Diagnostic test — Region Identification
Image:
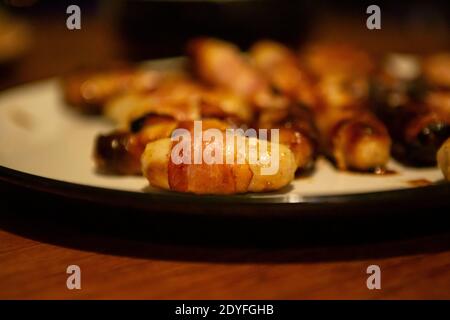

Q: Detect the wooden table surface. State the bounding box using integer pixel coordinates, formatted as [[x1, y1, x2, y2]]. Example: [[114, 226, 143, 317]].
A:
[[1, 208, 450, 299], [0, 9, 449, 300], [1, 184, 450, 299]]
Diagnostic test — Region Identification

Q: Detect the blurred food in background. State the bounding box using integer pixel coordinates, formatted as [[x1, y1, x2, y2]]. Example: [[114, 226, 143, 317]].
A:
[[0, 0, 448, 85]]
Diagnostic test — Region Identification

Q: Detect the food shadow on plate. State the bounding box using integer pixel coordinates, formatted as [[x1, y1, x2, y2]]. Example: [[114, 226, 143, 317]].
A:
[[1, 182, 450, 264]]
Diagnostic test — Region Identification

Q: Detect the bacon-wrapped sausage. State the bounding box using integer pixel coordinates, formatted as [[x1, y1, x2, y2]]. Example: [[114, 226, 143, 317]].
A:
[[320, 108, 391, 171], [437, 138, 450, 181], [423, 53, 450, 89], [94, 114, 179, 175], [104, 74, 253, 128], [187, 37, 287, 110], [256, 106, 318, 172], [94, 76, 256, 176], [314, 74, 391, 171], [248, 41, 322, 172], [141, 123, 297, 194], [198, 89, 254, 126], [371, 54, 450, 166], [380, 101, 450, 166], [63, 67, 161, 114], [303, 42, 375, 78], [300, 43, 391, 172], [103, 74, 202, 126], [94, 117, 233, 175], [250, 40, 317, 108]]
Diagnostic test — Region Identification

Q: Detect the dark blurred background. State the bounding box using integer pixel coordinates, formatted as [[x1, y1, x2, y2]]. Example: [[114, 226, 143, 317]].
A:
[[0, 0, 449, 89]]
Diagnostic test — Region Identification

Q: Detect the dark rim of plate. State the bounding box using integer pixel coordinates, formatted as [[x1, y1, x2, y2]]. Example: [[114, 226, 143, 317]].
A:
[[0, 165, 448, 211]]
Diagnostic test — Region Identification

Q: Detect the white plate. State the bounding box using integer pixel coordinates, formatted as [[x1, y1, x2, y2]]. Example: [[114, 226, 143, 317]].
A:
[[0, 61, 446, 207]]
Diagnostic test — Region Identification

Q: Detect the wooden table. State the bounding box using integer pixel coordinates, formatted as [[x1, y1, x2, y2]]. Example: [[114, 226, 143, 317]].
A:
[[0, 9, 449, 300], [1, 221, 450, 299], [1, 184, 450, 299]]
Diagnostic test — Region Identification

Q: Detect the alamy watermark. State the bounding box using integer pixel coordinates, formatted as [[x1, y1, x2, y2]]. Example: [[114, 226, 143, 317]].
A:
[[66, 5, 81, 30], [366, 5, 381, 30], [66, 265, 81, 290], [170, 121, 280, 175], [366, 265, 381, 290], [66, 4, 380, 31]]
